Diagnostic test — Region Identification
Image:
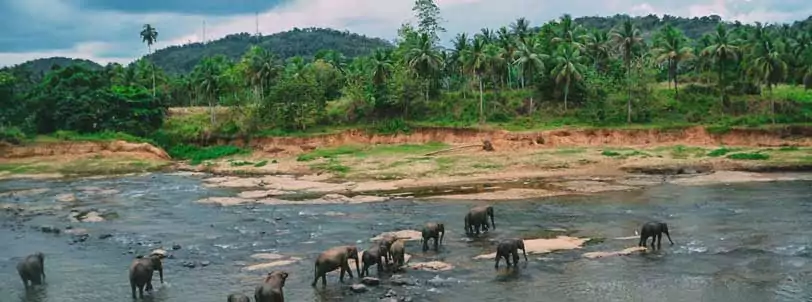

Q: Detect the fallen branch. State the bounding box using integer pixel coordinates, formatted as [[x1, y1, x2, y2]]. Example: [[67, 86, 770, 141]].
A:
[[424, 144, 481, 156]]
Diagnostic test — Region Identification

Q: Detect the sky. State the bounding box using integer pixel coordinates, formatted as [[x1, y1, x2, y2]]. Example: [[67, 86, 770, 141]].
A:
[[1, 0, 811, 67]]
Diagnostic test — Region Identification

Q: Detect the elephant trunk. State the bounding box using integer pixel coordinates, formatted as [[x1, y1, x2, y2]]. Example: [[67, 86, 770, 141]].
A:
[[490, 213, 495, 229], [665, 231, 674, 245], [158, 268, 163, 284], [354, 256, 361, 277], [522, 247, 528, 261]]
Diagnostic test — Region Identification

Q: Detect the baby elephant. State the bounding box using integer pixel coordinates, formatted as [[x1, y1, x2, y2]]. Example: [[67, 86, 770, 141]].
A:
[[255, 271, 288, 302], [390, 239, 406, 271], [227, 293, 251, 302], [639, 221, 674, 250], [129, 254, 164, 299], [495, 238, 528, 269], [361, 242, 388, 277], [421, 222, 445, 252], [17, 252, 46, 288]]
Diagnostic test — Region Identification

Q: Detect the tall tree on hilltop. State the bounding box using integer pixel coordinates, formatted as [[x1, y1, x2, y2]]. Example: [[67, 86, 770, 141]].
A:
[[140, 24, 158, 97], [412, 0, 445, 43], [610, 18, 643, 123]]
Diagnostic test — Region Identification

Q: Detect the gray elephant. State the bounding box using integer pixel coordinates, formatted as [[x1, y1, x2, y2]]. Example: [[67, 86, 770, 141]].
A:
[[227, 293, 251, 302], [465, 205, 495, 236], [129, 254, 164, 299], [255, 271, 288, 302], [360, 242, 388, 277], [494, 238, 528, 269], [390, 239, 406, 270], [17, 252, 45, 288], [639, 221, 674, 250], [421, 222, 445, 252], [311, 245, 360, 287]]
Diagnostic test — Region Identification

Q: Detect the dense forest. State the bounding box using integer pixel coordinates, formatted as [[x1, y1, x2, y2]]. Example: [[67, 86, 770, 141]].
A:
[[1, 1, 811, 148]]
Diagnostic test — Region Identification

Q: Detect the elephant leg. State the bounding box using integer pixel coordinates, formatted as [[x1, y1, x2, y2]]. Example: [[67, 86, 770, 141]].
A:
[[31, 275, 41, 286], [131, 282, 136, 298], [339, 266, 346, 283], [138, 285, 145, 299], [657, 234, 662, 250], [494, 251, 501, 268], [650, 235, 656, 249], [146, 281, 153, 291], [475, 224, 481, 235], [321, 273, 327, 286], [512, 251, 520, 266], [638, 236, 645, 247], [434, 237, 439, 251], [422, 238, 429, 252]]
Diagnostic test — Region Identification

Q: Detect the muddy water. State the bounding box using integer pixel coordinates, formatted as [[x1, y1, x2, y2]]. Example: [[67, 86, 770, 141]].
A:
[[1, 173, 812, 302]]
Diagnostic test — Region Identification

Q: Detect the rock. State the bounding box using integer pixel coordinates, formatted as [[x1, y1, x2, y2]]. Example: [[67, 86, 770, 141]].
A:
[[200, 260, 211, 267], [64, 228, 89, 236], [384, 289, 397, 297], [242, 258, 302, 271], [389, 276, 416, 286], [172, 244, 182, 250], [400, 297, 412, 302], [71, 234, 89, 243], [361, 277, 381, 286], [408, 261, 453, 272], [181, 261, 197, 268], [55, 193, 77, 202], [582, 246, 647, 259], [474, 236, 589, 259], [39, 225, 61, 234], [380, 299, 398, 302], [250, 253, 286, 260], [350, 284, 368, 293], [79, 211, 105, 222], [370, 230, 423, 242], [98, 234, 113, 240], [0, 188, 50, 198]]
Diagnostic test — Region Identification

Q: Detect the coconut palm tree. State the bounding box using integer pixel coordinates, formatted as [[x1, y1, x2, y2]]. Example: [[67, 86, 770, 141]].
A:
[[140, 24, 158, 97], [747, 35, 787, 124], [513, 36, 547, 113], [610, 18, 643, 123], [370, 49, 394, 87], [405, 32, 444, 103], [583, 30, 611, 73], [702, 23, 740, 106], [551, 44, 586, 111], [510, 17, 530, 44], [463, 36, 489, 124], [653, 25, 694, 98]]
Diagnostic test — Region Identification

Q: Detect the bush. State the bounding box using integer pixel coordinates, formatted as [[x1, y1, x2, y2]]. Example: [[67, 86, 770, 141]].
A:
[[0, 126, 25, 144], [168, 144, 249, 165], [727, 152, 770, 160]]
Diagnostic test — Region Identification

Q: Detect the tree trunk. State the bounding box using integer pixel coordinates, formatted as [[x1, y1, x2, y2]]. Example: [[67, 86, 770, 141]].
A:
[[425, 79, 430, 102], [769, 84, 775, 124], [626, 60, 632, 124], [150, 45, 156, 98], [506, 65, 511, 89], [674, 71, 679, 99], [209, 97, 216, 125], [564, 78, 570, 112], [719, 59, 725, 109], [478, 75, 484, 124]]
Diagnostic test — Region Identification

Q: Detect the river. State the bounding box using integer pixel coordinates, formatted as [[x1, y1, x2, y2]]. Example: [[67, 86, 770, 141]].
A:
[[1, 173, 811, 301]]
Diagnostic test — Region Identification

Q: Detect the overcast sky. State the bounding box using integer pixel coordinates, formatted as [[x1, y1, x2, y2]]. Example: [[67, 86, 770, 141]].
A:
[[1, 0, 810, 67]]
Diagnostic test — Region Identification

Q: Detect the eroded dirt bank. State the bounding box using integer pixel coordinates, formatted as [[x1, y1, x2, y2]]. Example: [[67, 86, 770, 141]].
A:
[[0, 140, 170, 160]]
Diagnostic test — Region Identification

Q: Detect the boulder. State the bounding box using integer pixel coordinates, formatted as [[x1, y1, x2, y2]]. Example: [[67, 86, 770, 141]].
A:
[[361, 277, 381, 286], [350, 284, 368, 293], [582, 246, 647, 259]]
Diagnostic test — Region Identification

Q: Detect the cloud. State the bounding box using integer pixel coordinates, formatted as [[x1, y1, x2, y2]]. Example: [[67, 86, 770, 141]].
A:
[[1, 0, 811, 68]]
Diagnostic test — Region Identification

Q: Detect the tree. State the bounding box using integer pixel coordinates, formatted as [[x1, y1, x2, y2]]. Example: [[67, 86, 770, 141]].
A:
[[653, 25, 694, 98], [140, 24, 159, 98], [583, 30, 611, 73], [747, 35, 787, 124], [405, 32, 443, 105], [193, 55, 230, 125], [463, 36, 489, 124], [513, 36, 547, 113], [610, 18, 643, 123], [702, 23, 740, 107], [551, 44, 587, 111], [412, 0, 445, 43]]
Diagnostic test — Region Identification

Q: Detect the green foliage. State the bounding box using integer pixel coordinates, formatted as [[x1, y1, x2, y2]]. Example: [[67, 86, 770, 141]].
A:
[[168, 144, 249, 165], [253, 160, 269, 167], [297, 145, 363, 162], [0, 126, 25, 144], [42, 130, 157, 145], [707, 147, 733, 157], [601, 150, 622, 157], [310, 158, 351, 174], [726, 152, 770, 160]]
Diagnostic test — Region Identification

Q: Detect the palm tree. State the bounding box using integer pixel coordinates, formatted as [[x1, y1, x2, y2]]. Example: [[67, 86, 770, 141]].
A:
[[140, 24, 158, 97], [702, 23, 740, 107], [610, 18, 643, 123], [583, 30, 611, 73], [551, 44, 586, 111], [451, 33, 470, 96], [513, 36, 547, 113], [193, 55, 228, 125], [748, 35, 787, 124], [370, 49, 394, 86], [552, 14, 584, 49], [653, 25, 694, 98], [463, 36, 489, 124], [496, 27, 516, 88], [510, 17, 530, 44], [405, 32, 444, 104]]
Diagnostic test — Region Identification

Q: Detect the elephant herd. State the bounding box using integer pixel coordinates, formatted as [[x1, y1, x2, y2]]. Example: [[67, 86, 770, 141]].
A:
[[13, 205, 674, 302]]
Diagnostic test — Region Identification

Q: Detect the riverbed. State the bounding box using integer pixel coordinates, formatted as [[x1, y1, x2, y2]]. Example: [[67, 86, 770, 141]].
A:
[[1, 173, 811, 301]]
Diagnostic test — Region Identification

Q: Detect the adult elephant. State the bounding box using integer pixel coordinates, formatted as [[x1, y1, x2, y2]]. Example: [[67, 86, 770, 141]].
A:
[[360, 242, 388, 277], [227, 293, 251, 302], [129, 254, 164, 299], [421, 222, 445, 252], [465, 205, 495, 236], [255, 271, 289, 302], [494, 238, 528, 269], [17, 252, 45, 288], [638, 221, 674, 250], [311, 245, 360, 287]]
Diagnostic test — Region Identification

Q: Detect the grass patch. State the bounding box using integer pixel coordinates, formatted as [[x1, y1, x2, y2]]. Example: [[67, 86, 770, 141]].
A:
[[229, 159, 254, 167], [670, 145, 706, 159], [435, 157, 458, 172], [472, 163, 503, 169], [168, 144, 249, 165], [253, 160, 269, 167], [727, 152, 770, 160], [601, 150, 622, 157], [778, 146, 800, 152], [296, 142, 448, 162], [707, 147, 734, 157], [310, 158, 350, 174], [0, 163, 50, 174], [34, 130, 156, 145], [296, 145, 363, 162]]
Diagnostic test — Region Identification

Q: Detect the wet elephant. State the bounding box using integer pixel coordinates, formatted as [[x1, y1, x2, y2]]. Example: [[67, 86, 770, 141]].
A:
[[129, 254, 164, 299], [227, 293, 251, 302], [255, 271, 288, 302], [465, 205, 495, 236], [390, 239, 406, 270], [495, 238, 528, 269], [311, 245, 360, 287], [421, 222, 445, 252], [17, 252, 45, 288], [638, 221, 674, 250], [360, 242, 388, 277]]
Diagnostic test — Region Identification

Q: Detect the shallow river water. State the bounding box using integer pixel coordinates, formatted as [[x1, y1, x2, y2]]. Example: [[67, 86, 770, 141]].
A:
[[1, 173, 812, 302]]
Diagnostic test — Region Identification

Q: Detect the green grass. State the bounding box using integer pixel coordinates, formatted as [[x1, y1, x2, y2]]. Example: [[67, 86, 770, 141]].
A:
[[168, 144, 249, 165], [707, 147, 734, 157], [309, 158, 350, 174], [601, 150, 622, 157], [726, 152, 770, 160], [296, 142, 448, 162], [778, 146, 800, 151], [253, 160, 269, 167], [472, 163, 503, 169], [34, 130, 157, 145], [669, 145, 707, 159]]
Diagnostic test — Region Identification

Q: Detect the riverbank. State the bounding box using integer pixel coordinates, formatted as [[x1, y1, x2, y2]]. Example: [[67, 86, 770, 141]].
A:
[[1, 126, 811, 200]]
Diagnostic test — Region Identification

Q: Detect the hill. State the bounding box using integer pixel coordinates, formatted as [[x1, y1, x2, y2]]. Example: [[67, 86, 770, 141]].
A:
[[147, 27, 394, 74], [3, 57, 102, 76]]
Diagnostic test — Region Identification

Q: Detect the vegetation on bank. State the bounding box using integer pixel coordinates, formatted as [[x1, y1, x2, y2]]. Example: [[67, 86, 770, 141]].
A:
[[2, 0, 812, 167]]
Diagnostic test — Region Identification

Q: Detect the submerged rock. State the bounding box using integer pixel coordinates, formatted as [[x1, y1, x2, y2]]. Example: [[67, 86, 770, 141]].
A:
[[361, 277, 381, 286], [0, 188, 50, 198], [350, 284, 368, 293], [408, 261, 453, 272], [39, 225, 61, 234], [474, 236, 589, 259], [370, 230, 423, 242], [582, 246, 647, 259]]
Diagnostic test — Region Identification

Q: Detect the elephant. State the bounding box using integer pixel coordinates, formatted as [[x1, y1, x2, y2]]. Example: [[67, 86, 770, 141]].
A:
[[227, 293, 251, 302], [360, 242, 388, 277], [311, 245, 360, 287], [255, 271, 288, 302], [421, 222, 445, 252], [129, 254, 164, 299], [494, 238, 528, 269], [638, 221, 674, 250], [390, 239, 406, 270], [17, 252, 45, 288], [465, 205, 495, 236]]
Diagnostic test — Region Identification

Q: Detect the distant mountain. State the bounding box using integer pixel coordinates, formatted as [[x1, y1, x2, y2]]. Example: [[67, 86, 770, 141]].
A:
[[147, 27, 394, 75], [6, 57, 102, 76]]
